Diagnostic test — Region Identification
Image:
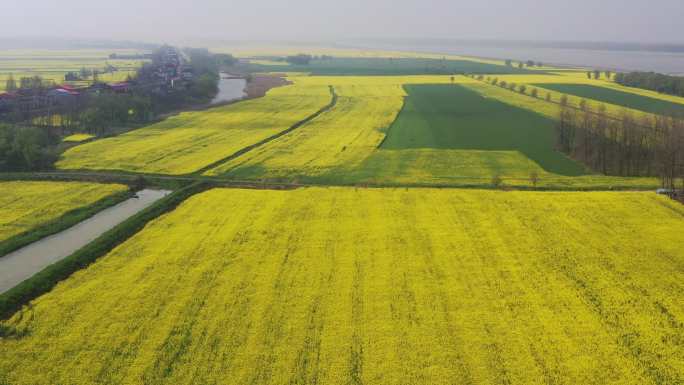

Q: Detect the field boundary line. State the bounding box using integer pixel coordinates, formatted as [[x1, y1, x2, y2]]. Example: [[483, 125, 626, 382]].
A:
[[376, 85, 409, 149], [0, 170, 662, 192], [192, 85, 339, 176]]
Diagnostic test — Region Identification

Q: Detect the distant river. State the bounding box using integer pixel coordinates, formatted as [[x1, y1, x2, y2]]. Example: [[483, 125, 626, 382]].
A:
[[212, 74, 247, 104]]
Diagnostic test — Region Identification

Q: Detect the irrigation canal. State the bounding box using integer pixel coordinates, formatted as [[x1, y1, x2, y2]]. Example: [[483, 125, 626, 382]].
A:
[[0, 189, 171, 294]]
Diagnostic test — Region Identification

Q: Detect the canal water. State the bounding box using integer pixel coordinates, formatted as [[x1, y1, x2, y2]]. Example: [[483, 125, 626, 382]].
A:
[[0, 189, 171, 293], [211, 74, 247, 104]]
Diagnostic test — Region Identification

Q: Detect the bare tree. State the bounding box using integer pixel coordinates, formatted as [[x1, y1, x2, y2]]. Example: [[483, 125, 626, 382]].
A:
[[529, 171, 539, 187]]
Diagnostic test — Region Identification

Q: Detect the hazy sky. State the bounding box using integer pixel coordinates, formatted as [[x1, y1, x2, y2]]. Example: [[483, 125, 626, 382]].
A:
[[4, 0, 682, 44]]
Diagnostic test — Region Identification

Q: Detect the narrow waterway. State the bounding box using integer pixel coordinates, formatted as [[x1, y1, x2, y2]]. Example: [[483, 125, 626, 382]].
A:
[[0, 189, 171, 293], [211, 74, 247, 104]]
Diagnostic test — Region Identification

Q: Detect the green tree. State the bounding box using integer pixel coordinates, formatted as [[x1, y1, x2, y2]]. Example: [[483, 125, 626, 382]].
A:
[[0, 124, 57, 171], [5, 74, 17, 91]]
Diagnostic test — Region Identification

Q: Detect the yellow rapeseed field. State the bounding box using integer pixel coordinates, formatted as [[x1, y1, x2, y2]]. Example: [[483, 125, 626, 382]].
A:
[[207, 75, 477, 179], [0, 181, 128, 243], [1, 187, 682, 385], [207, 78, 407, 178], [56, 82, 332, 174], [62, 133, 95, 143], [342, 148, 658, 188]]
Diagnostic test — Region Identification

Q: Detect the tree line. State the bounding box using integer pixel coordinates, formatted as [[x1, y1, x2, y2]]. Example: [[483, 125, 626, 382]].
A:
[[614, 71, 684, 98], [4, 75, 55, 92], [505, 59, 543, 68], [556, 100, 683, 189], [586, 70, 612, 80]]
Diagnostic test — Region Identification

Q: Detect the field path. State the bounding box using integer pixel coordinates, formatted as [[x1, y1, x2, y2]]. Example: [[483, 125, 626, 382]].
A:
[[193, 86, 338, 175]]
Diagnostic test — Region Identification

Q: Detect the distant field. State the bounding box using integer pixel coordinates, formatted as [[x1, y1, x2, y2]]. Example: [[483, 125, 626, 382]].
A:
[[248, 57, 540, 75], [1, 187, 682, 384], [381, 84, 585, 176], [0, 181, 127, 244], [339, 149, 657, 188], [57, 82, 333, 174], [0, 49, 147, 90], [210, 76, 658, 188], [534, 83, 684, 115], [207, 79, 405, 178]]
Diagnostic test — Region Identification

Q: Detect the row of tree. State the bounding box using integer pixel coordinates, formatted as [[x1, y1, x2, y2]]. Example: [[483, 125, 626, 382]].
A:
[[614, 71, 684, 98], [505, 59, 543, 68], [285, 54, 314, 65], [586, 70, 612, 80], [4, 75, 55, 92], [556, 101, 684, 188]]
